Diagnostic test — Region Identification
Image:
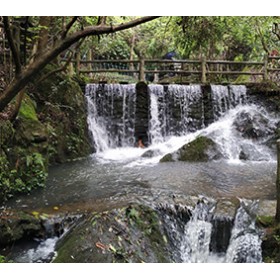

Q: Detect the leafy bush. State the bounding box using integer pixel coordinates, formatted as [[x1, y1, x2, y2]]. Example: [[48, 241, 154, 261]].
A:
[[0, 153, 47, 201]]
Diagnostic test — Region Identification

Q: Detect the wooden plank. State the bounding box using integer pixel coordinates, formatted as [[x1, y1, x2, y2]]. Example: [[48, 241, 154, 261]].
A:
[[268, 56, 280, 60], [80, 69, 139, 73], [80, 59, 139, 64], [206, 60, 264, 66], [145, 59, 200, 64], [207, 71, 264, 75], [267, 68, 280, 72], [144, 70, 201, 74]]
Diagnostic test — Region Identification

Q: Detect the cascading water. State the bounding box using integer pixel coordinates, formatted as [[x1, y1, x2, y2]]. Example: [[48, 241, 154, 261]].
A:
[[5, 84, 278, 263], [180, 200, 215, 263], [148, 84, 203, 141], [160, 198, 263, 263], [225, 200, 262, 263], [85, 83, 136, 152], [201, 104, 277, 163], [86, 83, 278, 165], [149, 85, 165, 144], [211, 85, 247, 120]]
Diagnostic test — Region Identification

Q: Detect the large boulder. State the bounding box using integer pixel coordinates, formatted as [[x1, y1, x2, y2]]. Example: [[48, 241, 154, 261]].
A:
[[53, 204, 171, 263], [233, 110, 276, 140], [160, 136, 221, 162]]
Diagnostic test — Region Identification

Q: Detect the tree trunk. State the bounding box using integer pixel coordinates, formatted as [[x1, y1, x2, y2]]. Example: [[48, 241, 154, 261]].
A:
[[36, 17, 51, 58], [276, 139, 280, 223]]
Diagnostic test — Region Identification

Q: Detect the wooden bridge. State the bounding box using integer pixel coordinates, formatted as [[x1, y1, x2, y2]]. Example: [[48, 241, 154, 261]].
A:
[[72, 55, 280, 84]]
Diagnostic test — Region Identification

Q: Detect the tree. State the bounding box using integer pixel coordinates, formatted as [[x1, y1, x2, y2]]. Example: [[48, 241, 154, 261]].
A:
[[0, 16, 160, 113], [173, 16, 280, 60]]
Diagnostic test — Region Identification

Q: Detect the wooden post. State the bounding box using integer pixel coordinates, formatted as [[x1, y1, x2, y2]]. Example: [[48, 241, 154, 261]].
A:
[[139, 58, 145, 82], [201, 56, 206, 84], [263, 54, 268, 81], [276, 139, 280, 223]]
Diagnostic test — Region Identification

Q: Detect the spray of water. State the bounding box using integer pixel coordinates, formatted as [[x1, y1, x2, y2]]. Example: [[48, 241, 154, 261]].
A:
[[86, 84, 277, 165]]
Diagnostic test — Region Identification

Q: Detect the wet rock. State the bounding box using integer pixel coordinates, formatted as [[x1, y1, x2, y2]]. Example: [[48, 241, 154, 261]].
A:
[[239, 150, 248, 160], [160, 136, 222, 162], [210, 199, 238, 253], [141, 149, 161, 158], [0, 211, 44, 246], [257, 200, 277, 217], [214, 198, 239, 220], [233, 110, 275, 140], [53, 204, 172, 263]]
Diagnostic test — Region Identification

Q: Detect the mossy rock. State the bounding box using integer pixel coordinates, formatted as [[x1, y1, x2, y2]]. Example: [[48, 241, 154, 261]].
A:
[[18, 96, 38, 121], [160, 136, 221, 162], [53, 204, 171, 263], [33, 69, 91, 163], [0, 120, 14, 145], [0, 211, 44, 246]]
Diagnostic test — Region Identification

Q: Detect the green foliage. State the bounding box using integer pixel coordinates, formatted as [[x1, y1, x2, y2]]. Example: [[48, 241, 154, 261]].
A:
[[0, 255, 8, 263], [18, 97, 38, 121], [0, 153, 47, 201], [256, 215, 275, 227], [170, 16, 280, 60]]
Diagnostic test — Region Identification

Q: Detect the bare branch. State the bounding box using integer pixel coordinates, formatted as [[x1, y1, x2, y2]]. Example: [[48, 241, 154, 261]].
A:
[[61, 16, 79, 39], [272, 23, 280, 41], [3, 16, 22, 76]]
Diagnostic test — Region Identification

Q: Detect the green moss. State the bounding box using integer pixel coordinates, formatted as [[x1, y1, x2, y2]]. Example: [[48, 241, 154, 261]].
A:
[[256, 216, 275, 228], [0, 211, 43, 246], [160, 153, 174, 162], [160, 136, 220, 162], [234, 66, 252, 84], [179, 136, 217, 161], [0, 120, 14, 144], [19, 96, 38, 121]]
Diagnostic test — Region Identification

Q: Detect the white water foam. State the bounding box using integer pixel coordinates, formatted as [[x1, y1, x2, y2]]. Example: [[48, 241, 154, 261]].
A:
[[86, 84, 277, 166]]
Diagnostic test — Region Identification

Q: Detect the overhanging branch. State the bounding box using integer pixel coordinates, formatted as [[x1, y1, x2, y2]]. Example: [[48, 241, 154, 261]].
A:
[[61, 16, 79, 39]]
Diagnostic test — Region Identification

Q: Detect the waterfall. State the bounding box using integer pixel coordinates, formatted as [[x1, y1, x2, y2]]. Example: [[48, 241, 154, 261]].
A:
[[225, 199, 262, 263], [85, 83, 278, 164], [149, 85, 165, 144], [202, 104, 277, 162], [211, 85, 247, 120], [148, 84, 203, 142], [160, 198, 262, 263], [180, 200, 215, 263], [85, 84, 136, 152]]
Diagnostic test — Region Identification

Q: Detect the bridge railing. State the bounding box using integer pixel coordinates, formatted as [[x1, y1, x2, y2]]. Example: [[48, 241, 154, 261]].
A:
[[66, 55, 280, 83]]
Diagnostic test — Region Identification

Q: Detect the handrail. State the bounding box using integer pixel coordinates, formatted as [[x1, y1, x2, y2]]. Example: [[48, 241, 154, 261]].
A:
[[61, 56, 280, 83]]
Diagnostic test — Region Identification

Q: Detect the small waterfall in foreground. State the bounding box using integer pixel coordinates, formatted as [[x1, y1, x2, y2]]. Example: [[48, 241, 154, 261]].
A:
[[159, 198, 262, 263], [180, 200, 215, 263], [225, 200, 262, 263]]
